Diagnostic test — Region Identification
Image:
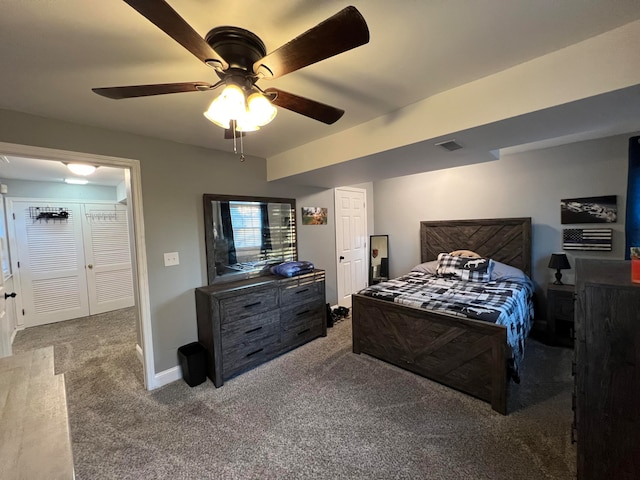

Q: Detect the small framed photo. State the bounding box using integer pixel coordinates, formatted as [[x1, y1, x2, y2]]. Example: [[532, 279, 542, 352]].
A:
[[301, 207, 327, 225]]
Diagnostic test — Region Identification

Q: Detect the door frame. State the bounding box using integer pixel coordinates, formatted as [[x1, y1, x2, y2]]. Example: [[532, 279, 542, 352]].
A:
[[334, 186, 368, 307], [0, 141, 154, 390]]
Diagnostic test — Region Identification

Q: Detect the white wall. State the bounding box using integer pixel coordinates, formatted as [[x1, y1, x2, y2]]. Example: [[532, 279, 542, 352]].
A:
[[373, 134, 633, 292]]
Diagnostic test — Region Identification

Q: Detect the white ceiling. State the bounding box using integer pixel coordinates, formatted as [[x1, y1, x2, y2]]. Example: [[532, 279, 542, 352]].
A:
[[1, 0, 640, 184], [0, 155, 125, 187]]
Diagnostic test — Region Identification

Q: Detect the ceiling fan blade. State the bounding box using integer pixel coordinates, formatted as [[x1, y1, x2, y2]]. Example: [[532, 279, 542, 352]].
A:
[[253, 6, 369, 79], [92, 82, 214, 99], [265, 88, 344, 124], [124, 0, 228, 70]]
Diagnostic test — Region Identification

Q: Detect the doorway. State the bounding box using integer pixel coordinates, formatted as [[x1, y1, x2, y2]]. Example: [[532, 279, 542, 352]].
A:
[[334, 187, 368, 308], [0, 141, 154, 389]]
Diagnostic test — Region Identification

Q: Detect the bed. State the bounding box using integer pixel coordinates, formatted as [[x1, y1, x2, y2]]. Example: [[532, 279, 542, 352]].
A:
[[352, 217, 533, 414]]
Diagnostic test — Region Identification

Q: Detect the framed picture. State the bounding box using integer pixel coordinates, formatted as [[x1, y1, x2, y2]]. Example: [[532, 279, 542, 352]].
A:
[[563, 228, 612, 251], [560, 195, 617, 224], [301, 207, 327, 225]]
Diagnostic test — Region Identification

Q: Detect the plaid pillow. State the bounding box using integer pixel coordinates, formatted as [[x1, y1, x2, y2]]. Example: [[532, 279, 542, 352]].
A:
[[436, 253, 494, 282]]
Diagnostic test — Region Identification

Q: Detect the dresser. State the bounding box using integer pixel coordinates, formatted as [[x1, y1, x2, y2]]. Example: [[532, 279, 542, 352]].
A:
[[574, 259, 640, 480], [195, 270, 326, 386]]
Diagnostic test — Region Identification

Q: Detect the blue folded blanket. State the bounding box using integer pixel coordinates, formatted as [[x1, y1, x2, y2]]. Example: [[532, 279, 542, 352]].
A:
[[270, 261, 315, 277]]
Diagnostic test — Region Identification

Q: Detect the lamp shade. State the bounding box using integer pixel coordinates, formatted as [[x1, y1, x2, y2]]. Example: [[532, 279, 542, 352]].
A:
[[548, 253, 571, 270], [204, 85, 277, 132]]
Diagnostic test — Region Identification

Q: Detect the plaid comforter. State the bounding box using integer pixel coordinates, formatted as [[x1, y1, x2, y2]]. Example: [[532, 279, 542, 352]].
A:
[[358, 271, 535, 377]]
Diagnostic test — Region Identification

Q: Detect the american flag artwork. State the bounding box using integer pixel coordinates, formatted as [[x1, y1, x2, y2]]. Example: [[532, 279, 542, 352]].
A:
[[563, 228, 612, 251]]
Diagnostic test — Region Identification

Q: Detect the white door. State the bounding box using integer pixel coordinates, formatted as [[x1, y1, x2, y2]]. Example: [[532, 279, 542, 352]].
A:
[[13, 202, 90, 327], [82, 204, 135, 314], [335, 187, 367, 308]]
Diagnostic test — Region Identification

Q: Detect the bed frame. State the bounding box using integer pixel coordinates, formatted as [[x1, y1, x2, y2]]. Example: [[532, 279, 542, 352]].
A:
[[352, 217, 532, 414]]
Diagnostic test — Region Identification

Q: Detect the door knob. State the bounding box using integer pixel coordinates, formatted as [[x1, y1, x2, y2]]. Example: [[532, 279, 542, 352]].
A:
[[4, 292, 16, 299], [87, 264, 93, 269], [339, 256, 344, 261]]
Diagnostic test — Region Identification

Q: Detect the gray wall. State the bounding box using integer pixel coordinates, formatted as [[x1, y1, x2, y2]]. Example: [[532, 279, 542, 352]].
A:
[[0, 108, 335, 372], [0, 178, 117, 201], [373, 134, 633, 292]]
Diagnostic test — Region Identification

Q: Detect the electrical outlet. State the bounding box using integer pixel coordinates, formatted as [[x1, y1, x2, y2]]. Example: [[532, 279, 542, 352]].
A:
[[164, 252, 179, 266]]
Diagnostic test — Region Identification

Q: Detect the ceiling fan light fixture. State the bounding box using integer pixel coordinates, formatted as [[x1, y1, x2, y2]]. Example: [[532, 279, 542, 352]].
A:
[[204, 85, 277, 132], [247, 92, 277, 127], [204, 84, 246, 129], [66, 163, 97, 176], [203, 108, 230, 129], [235, 121, 260, 133]]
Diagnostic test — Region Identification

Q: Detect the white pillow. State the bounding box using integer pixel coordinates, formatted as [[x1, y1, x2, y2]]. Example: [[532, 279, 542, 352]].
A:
[[411, 260, 438, 275], [491, 260, 528, 282]]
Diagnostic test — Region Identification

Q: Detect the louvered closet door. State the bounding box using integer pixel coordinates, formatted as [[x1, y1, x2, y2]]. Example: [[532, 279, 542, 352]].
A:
[[14, 202, 90, 327], [82, 204, 135, 314]]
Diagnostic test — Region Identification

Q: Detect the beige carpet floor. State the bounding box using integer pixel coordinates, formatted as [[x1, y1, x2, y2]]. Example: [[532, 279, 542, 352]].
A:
[[13, 310, 576, 479]]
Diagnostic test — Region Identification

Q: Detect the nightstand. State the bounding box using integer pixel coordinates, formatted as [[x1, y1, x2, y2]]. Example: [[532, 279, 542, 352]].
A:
[[546, 283, 575, 347]]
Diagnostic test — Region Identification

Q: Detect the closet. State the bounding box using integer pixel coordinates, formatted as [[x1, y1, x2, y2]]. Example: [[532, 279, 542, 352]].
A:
[[10, 201, 134, 327]]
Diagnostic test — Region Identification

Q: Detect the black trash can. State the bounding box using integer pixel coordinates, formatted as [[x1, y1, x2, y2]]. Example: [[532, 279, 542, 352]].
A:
[[177, 342, 207, 387]]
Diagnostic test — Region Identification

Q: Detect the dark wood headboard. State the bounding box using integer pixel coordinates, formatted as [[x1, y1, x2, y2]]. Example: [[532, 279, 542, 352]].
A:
[[420, 217, 532, 277]]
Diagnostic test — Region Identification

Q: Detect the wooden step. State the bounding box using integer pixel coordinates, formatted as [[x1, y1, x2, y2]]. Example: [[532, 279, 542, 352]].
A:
[[0, 346, 74, 479]]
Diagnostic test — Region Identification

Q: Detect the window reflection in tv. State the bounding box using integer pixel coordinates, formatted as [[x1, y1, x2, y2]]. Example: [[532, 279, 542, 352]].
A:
[[204, 194, 297, 284]]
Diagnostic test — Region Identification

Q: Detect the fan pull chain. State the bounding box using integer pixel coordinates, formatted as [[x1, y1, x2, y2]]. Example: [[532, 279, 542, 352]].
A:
[[239, 130, 245, 162], [229, 120, 245, 161], [232, 120, 238, 154]]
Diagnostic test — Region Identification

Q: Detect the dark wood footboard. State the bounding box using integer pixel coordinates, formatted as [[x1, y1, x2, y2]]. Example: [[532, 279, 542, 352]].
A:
[[352, 293, 509, 414]]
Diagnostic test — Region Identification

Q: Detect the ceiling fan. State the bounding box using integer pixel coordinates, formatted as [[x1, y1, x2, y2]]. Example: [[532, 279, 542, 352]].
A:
[[92, 0, 370, 137]]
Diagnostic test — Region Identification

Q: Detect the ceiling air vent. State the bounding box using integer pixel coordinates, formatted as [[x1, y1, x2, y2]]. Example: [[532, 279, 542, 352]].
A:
[[435, 140, 462, 152]]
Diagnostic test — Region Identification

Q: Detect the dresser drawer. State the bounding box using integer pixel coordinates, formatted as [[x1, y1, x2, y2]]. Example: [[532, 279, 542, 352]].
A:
[[223, 341, 281, 379], [222, 311, 280, 378], [280, 301, 324, 332], [280, 276, 321, 306], [220, 287, 278, 324], [281, 322, 324, 351], [221, 310, 280, 350]]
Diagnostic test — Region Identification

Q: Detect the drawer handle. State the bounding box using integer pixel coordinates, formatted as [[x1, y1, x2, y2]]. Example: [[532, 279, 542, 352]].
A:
[[571, 423, 577, 444], [296, 309, 311, 316], [246, 348, 264, 358], [297, 328, 311, 336], [245, 326, 263, 334], [295, 288, 310, 294], [571, 393, 576, 411], [243, 301, 262, 309], [571, 361, 576, 376]]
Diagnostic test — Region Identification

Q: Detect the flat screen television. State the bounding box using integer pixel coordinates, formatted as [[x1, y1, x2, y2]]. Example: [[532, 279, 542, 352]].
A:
[[203, 193, 297, 284]]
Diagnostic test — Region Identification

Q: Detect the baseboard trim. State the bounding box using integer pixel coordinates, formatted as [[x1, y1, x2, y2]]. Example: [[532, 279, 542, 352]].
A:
[[153, 365, 183, 388]]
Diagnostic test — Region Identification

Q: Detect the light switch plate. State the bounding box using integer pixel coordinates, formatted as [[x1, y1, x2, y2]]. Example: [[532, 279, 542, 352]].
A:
[[164, 252, 179, 266]]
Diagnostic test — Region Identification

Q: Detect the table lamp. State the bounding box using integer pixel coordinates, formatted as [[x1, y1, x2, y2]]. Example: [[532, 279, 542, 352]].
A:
[[548, 253, 571, 285]]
